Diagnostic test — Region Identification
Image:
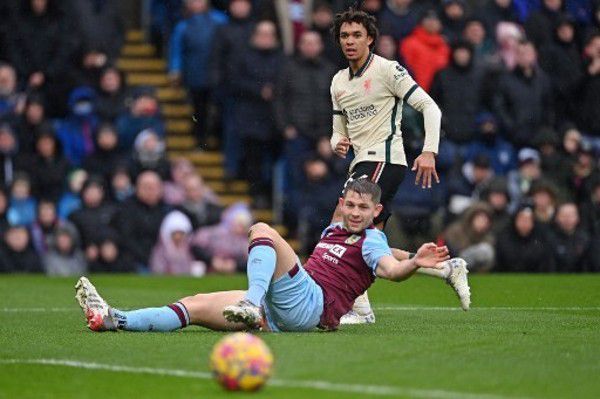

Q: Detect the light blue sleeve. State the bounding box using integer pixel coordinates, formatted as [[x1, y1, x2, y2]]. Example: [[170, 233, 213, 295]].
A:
[[320, 222, 343, 239], [362, 229, 393, 275], [168, 21, 186, 73]]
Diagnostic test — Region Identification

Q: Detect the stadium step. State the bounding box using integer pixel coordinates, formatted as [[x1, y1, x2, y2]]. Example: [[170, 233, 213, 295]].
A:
[[121, 44, 155, 57], [196, 166, 225, 180], [205, 180, 248, 195], [168, 151, 223, 165], [126, 30, 144, 42], [166, 135, 196, 150], [127, 73, 169, 86], [117, 58, 166, 72], [220, 194, 252, 206], [162, 104, 193, 118], [166, 119, 193, 135], [156, 87, 187, 102]]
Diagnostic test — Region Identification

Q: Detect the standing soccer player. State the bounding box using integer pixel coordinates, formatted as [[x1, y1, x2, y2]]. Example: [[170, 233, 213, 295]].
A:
[[328, 9, 467, 324]]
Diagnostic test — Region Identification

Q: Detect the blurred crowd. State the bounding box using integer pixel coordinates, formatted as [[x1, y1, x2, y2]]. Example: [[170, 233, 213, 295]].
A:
[[0, 0, 599, 275]]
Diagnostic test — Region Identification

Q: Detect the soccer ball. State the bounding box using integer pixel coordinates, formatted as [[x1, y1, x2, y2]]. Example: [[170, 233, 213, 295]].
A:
[[210, 332, 274, 391]]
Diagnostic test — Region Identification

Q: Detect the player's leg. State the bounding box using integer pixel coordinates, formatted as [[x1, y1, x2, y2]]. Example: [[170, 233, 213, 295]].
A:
[[75, 276, 249, 332], [223, 222, 299, 327]]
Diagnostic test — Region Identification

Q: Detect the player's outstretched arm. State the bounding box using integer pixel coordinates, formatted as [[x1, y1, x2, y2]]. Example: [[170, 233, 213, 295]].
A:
[[376, 243, 449, 282]]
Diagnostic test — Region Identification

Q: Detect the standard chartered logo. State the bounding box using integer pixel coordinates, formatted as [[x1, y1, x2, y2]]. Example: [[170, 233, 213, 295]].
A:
[[346, 104, 377, 122]]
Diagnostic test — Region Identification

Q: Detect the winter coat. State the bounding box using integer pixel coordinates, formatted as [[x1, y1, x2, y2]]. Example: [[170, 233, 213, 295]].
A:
[[168, 11, 227, 89], [115, 112, 165, 152], [274, 56, 337, 140], [430, 62, 485, 143], [493, 67, 553, 147], [546, 225, 591, 272], [378, 2, 418, 42], [230, 46, 285, 140], [150, 210, 196, 275], [495, 219, 552, 272], [43, 224, 87, 276], [69, 202, 118, 247], [0, 242, 42, 273], [209, 17, 253, 89], [69, 0, 125, 59], [400, 26, 450, 92]]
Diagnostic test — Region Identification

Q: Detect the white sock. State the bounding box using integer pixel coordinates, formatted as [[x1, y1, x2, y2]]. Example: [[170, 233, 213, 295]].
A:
[[352, 291, 373, 315], [416, 263, 451, 279]]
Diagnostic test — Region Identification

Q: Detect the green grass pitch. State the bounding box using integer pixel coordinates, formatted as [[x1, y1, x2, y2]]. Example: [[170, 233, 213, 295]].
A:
[[1, 274, 599, 398]]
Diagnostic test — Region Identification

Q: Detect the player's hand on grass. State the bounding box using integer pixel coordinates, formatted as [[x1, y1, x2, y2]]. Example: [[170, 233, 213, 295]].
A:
[[413, 243, 450, 269], [412, 151, 439, 189], [334, 137, 351, 158]]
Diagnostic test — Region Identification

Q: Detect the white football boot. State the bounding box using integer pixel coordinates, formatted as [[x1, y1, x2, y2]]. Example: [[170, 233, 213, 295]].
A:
[[340, 292, 376, 325], [223, 300, 263, 329], [443, 258, 471, 311], [75, 277, 117, 331]]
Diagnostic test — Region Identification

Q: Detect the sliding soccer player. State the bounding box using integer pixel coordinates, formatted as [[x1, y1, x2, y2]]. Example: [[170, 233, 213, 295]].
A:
[[327, 10, 467, 324], [76, 179, 466, 333]]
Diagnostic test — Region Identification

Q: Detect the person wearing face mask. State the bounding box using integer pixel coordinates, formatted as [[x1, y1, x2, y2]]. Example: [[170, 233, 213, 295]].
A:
[[462, 112, 517, 176], [53, 86, 98, 167]]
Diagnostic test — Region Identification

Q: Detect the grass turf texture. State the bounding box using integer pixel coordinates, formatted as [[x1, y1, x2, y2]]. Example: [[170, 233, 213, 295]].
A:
[[1, 274, 599, 399]]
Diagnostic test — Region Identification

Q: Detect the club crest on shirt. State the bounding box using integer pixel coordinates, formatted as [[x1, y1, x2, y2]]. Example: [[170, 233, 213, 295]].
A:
[[363, 78, 372, 94], [345, 235, 361, 245]]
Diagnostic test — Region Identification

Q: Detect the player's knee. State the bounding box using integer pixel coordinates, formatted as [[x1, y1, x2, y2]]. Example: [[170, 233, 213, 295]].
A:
[[248, 222, 276, 240]]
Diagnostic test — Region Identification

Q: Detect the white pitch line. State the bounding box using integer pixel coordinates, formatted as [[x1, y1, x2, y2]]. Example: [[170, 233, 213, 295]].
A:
[[373, 306, 600, 311], [0, 358, 532, 399], [2, 306, 600, 313]]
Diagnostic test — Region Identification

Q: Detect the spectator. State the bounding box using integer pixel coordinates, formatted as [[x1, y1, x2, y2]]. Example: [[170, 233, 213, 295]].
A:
[[209, 0, 254, 177], [149, 0, 184, 56], [0, 62, 24, 121], [88, 230, 133, 273], [533, 127, 570, 189], [447, 154, 495, 219], [109, 167, 134, 203], [230, 20, 284, 207], [463, 18, 496, 66], [477, 0, 519, 34], [164, 158, 195, 205], [575, 32, 600, 140], [441, 0, 468, 43], [180, 174, 222, 229], [13, 94, 48, 155], [400, 9, 450, 92], [494, 21, 524, 71], [311, 2, 346, 68], [508, 148, 543, 212], [82, 123, 126, 183], [275, 31, 337, 187], [24, 129, 70, 201], [168, 0, 227, 145], [375, 34, 398, 60], [495, 204, 552, 272], [297, 156, 342, 253], [0, 188, 10, 235], [0, 225, 42, 273], [69, 0, 125, 62], [567, 141, 600, 202], [525, 0, 566, 48], [54, 86, 98, 167], [129, 129, 170, 180], [580, 177, 600, 271], [463, 112, 517, 175], [7, 172, 36, 226], [378, 0, 418, 43], [150, 210, 204, 275], [112, 171, 169, 270], [95, 66, 128, 122], [30, 199, 62, 256], [529, 179, 559, 228], [481, 177, 512, 235], [547, 202, 591, 272], [441, 201, 496, 272], [493, 40, 553, 147], [539, 15, 583, 124], [0, 123, 23, 188], [68, 176, 117, 262], [430, 41, 485, 144], [115, 88, 165, 152], [5, 0, 70, 99], [57, 169, 87, 219], [43, 223, 87, 276], [192, 203, 253, 273], [69, 43, 109, 90]]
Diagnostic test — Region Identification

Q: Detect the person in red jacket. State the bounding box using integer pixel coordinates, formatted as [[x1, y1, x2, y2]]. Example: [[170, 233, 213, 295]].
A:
[[400, 9, 450, 92]]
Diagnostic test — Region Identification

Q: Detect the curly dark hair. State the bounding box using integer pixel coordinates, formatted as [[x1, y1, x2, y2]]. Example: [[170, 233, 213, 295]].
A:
[[332, 9, 379, 51]]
